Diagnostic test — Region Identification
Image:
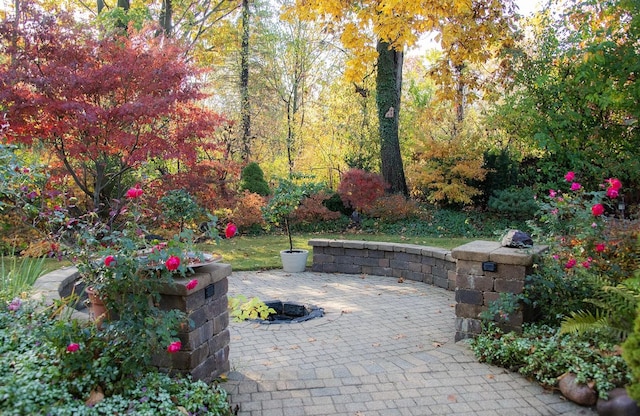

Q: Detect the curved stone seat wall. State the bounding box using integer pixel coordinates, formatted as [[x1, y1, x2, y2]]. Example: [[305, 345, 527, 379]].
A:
[[309, 239, 547, 341], [309, 239, 456, 290]]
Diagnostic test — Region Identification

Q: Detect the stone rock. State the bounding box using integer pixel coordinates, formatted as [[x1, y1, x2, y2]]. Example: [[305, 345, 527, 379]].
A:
[[597, 388, 640, 416], [558, 373, 597, 406], [501, 230, 533, 248]]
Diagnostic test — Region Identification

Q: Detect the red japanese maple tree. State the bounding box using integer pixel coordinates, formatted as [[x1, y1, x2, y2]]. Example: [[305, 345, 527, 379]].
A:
[[0, 10, 230, 216]]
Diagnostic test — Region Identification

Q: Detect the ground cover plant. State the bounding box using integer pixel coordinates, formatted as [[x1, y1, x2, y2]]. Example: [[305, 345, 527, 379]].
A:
[[0, 299, 232, 415]]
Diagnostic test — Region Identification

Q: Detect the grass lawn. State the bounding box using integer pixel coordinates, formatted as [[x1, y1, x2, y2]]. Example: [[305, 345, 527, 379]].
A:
[[197, 232, 475, 271], [33, 232, 478, 274]]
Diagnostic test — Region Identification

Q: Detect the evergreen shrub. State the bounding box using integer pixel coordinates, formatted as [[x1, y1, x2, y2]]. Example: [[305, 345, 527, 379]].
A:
[[239, 162, 270, 196], [488, 186, 539, 219]]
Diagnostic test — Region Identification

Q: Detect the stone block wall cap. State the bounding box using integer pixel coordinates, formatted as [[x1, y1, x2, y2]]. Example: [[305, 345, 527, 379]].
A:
[[343, 240, 366, 249], [363, 241, 380, 250], [158, 263, 232, 296], [489, 246, 548, 266], [451, 241, 502, 261], [373, 242, 396, 251], [404, 245, 424, 255], [308, 239, 331, 247]]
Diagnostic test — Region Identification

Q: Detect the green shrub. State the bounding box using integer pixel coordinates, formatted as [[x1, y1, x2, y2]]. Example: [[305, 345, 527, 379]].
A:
[[523, 259, 598, 326], [488, 186, 539, 219], [239, 162, 270, 196], [322, 192, 352, 216], [159, 189, 206, 234], [474, 148, 520, 205], [623, 303, 640, 402]]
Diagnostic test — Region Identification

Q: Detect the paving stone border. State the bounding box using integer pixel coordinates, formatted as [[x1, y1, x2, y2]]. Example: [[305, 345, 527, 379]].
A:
[[308, 238, 548, 341]]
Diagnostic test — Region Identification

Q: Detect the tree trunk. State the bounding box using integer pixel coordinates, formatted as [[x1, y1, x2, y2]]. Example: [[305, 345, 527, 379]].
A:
[[376, 40, 408, 196], [160, 0, 173, 37], [240, 0, 251, 161]]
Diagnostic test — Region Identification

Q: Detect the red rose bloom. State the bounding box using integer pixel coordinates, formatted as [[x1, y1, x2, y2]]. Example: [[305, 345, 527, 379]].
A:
[[167, 341, 181, 353], [125, 187, 143, 198], [165, 255, 181, 271], [104, 255, 116, 267], [186, 279, 198, 290], [225, 223, 237, 239], [591, 204, 605, 216], [66, 343, 80, 353], [606, 187, 619, 198], [607, 178, 622, 190], [565, 259, 577, 269]]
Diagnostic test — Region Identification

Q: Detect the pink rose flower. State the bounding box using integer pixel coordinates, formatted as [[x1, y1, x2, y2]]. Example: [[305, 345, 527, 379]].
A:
[[582, 260, 591, 269], [570, 182, 581, 191], [565, 259, 577, 269], [66, 343, 80, 353], [595, 243, 606, 253], [165, 255, 181, 271], [591, 204, 605, 216], [186, 279, 198, 290], [564, 171, 575, 182], [607, 178, 622, 190], [167, 341, 182, 353], [125, 187, 144, 198], [606, 187, 619, 198], [104, 255, 116, 267], [549, 189, 557, 198], [225, 223, 237, 239]]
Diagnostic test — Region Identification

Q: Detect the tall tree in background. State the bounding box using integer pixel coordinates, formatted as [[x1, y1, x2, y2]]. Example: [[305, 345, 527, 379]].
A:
[[376, 40, 407, 195], [239, 0, 251, 160], [288, 0, 517, 195]]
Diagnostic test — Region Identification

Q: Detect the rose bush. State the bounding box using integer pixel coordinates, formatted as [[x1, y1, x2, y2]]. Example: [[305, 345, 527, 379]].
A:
[[524, 172, 639, 323], [36, 184, 222, 404]]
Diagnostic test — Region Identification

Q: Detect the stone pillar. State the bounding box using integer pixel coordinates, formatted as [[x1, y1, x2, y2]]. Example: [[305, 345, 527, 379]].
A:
[[153, 262, 231, 382], [451, 241, 547, 341]]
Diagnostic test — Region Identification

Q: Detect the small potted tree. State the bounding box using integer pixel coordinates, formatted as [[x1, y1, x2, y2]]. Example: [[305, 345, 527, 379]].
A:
[[262, 175, 321, 272]]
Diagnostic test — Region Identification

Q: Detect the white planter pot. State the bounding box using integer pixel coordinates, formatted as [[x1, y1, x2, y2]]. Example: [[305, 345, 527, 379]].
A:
[[280, 249, 309, 273]]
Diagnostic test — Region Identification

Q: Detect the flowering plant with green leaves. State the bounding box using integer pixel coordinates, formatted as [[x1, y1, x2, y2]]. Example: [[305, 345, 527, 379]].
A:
[[73, 186, 203, 315], [49, 185, 217, 377], [531, 171, 624, 275], [524, 171, 637, 324]]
